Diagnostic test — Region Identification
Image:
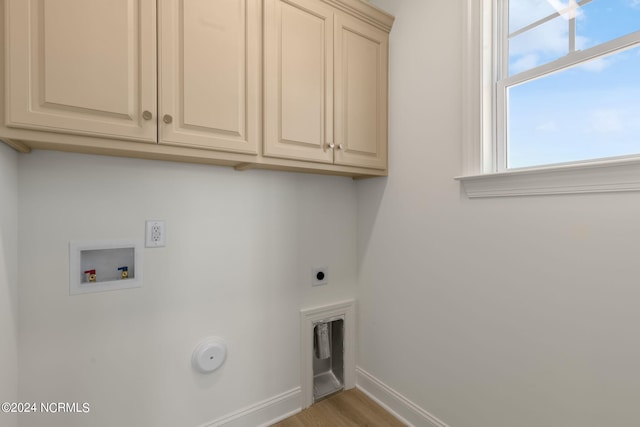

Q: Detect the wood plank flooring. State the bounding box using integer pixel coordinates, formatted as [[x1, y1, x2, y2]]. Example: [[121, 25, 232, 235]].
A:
[[272, 389, 406, 427]]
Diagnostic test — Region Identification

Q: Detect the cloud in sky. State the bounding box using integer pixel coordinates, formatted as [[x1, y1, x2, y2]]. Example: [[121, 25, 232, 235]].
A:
[[546, 0, 585, 19], [509, 18, 568, 72], [536, 121, 559, 132], [509, 0, 577, 32], [508, 0, 592, 73], [587, 109, 624, 133], [511, 53, 541, 74], [509, 0, 640, 76], [576, 56, 613, 72]]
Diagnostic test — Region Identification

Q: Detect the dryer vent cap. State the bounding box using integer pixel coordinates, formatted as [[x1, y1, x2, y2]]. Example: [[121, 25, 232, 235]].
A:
[[192, 338, 227, 373]]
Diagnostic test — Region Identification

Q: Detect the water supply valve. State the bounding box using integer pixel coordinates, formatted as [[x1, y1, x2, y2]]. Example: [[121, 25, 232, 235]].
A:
[[84, 269, 97, 283], [117, 266, 129, 279]]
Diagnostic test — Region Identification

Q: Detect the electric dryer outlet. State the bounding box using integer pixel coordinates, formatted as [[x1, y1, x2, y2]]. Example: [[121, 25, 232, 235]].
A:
[[312, 267, 329, 286]]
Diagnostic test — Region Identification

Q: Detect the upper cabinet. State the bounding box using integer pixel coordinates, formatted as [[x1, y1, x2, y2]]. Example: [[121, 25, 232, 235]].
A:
[[2, 0, 393, 177], [5, 0, 157, 142], [159, 0, 260, 154], [264, 0, 334, 164], [264, 0, 389, 170], [6, 0, 260, 155], [334, 12, 388, 170]]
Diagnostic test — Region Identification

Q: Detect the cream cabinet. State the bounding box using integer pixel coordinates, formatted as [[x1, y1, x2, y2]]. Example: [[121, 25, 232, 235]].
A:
[[263, 0, 335, 164], [334, 12, 388, 170], [6, 0, 260, 155], [158, 0, 260, 154], [264, 0, 389, 170], [2, 0, 393, 177], [5, 0, 158, 142]]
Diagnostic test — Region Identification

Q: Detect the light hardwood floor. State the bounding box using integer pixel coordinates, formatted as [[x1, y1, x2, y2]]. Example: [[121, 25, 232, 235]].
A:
[[272, 389, 406, 427]]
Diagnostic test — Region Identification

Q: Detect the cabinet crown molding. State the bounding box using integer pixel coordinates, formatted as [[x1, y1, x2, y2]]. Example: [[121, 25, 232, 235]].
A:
[[322, 0, 394, 31]]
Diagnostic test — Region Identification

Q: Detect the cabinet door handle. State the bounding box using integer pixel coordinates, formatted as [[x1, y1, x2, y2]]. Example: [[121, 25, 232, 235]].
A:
[[337, 144, 345, 150], [326, 142, 335, 149], [163, 114, 173, 124], [142, 111, 153, 121]]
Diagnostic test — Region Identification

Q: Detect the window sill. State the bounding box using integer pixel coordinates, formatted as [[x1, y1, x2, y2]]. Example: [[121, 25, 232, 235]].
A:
[[455, 157, 640, 198]]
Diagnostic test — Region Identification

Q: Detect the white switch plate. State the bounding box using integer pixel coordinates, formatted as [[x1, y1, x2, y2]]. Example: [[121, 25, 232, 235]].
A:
[[146, 220, 166, 247]]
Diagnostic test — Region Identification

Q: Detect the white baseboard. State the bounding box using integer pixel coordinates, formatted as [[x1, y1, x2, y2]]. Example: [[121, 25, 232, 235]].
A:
[[202, 387, 301, 427], [356, 367, 450, 427], [199, 368, 448, 427]]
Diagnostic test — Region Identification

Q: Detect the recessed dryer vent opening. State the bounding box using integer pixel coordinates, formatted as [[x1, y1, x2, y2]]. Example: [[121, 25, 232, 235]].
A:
[[300, 300, 355, 409], [313, 317, 344, 401]]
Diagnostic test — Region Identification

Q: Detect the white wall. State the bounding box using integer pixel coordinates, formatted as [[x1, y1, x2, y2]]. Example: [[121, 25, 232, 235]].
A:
[[0, 143, 19, 427], [359, 1, 640, 426], [17, 151, 357, 427]]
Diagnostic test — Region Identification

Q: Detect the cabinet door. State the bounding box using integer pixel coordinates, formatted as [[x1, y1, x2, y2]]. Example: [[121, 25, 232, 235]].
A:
[[159, 0, 260, 154], [6, 0, 157, 142], [334, 14, 388, 170], [264, 0, 334, 163]]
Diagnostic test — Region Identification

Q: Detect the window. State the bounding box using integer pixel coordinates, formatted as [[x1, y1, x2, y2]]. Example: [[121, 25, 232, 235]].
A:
[[500, 0, 640, 169], [459, 0, 640, 197]]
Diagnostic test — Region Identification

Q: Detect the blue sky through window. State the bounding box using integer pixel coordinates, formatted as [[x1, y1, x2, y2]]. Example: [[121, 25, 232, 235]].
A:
[[506, 0, 640, 168]]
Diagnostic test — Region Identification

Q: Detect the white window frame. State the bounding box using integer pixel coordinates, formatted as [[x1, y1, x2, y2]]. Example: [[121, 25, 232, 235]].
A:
[[458, 0, 640, 198]]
